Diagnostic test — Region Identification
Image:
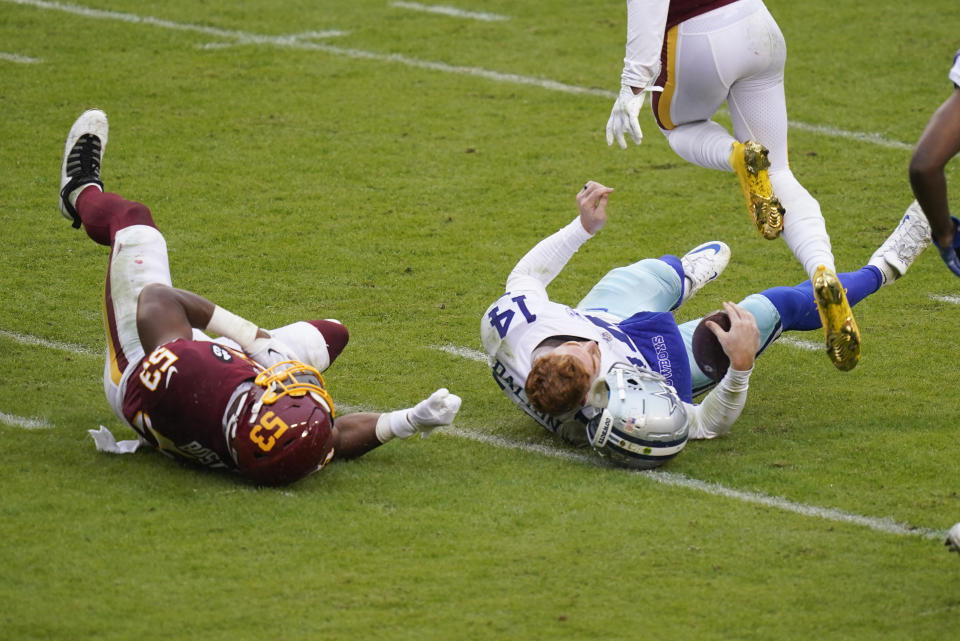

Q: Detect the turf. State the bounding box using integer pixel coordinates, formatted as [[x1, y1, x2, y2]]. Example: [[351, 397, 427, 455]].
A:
[[1, 0, 959, 639]]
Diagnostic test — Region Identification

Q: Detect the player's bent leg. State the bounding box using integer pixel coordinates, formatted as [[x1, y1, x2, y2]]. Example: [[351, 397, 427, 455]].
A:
[[76, 189, 157, 246], [265, 320, 349, 373], [661, 120, 737, 171], [102, 225, 172, 416], [577, 258, 684, 316]]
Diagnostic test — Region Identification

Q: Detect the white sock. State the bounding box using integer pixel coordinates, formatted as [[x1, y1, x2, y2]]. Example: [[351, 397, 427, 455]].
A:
[[771, 170, 836, 277], [69, 183, 102, 209]]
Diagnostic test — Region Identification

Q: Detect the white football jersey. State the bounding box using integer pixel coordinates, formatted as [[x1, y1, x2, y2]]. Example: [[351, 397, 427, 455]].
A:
[[481, 214, 753, 444], [480, 217, 652, 441], [481, 294, 651, 387], [950, 47, 960, 87]]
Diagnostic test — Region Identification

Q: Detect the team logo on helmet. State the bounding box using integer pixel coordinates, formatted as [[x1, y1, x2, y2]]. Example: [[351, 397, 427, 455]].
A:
[[585, 363, 689, 470]]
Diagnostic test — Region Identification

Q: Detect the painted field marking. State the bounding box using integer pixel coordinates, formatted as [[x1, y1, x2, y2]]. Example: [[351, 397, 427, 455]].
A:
[[930, 293, 960, 305], [0, 411, 52, 429], [5, 0, 912, 150], [5, 0, 347, 43], [0, 328, 99, 357], [390, 1, 509, 22], [0, 51, 41, 63], [444, 425, 946, 541], [777, 336, 824, 352], [197, 30, 346, 50], [433, 343, 489, 362]]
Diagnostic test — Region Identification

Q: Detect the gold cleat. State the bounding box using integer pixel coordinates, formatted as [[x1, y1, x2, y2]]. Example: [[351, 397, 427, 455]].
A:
[[730, 140, 785, 240], [812, 265, 861, 371]]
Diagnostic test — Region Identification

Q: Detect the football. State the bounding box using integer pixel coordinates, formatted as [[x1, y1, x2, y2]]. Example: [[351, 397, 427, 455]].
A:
[[691, 311, 731, 382]]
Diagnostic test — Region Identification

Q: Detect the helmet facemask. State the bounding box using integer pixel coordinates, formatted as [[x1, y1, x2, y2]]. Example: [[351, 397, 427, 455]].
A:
[[253, 361, 335, 417], [227, 360, 337, 486]]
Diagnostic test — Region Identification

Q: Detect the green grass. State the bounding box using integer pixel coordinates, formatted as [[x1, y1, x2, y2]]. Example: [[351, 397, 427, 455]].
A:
[[2, 0, 959, 639]]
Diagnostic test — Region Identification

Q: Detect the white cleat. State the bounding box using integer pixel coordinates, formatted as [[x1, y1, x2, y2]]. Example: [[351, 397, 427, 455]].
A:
[[59, 109, 109, 228], [868, 201, 932, 286], [680, 241, 731, 304]]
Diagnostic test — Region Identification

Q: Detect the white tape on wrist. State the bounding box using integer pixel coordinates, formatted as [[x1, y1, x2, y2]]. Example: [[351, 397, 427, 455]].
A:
[[375, 413, 395, 443], [375, 410, 416, 443], [207, 305, 259, 350]]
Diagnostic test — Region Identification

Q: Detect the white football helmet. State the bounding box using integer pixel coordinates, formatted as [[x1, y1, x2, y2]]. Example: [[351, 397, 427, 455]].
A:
[[585, 363, 689, 470]]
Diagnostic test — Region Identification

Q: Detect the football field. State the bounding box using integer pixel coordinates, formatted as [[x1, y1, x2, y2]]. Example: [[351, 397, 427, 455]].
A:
[[1, 0, 959, 638]]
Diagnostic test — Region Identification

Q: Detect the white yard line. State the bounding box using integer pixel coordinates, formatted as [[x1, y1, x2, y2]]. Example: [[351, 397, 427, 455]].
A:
[[786, 120, 912, 151], [432, 343, 489, 362], [0, 411, 52, 429], [930, 293, 960, 305], [445, 426, 945, 541], [5, 0, 347, 43], [390, 1, 508, 22], [0, 328, 99, 357], [776, 336, 824, 352], [5, 0, 912, 149], [0, 51, 41, 63]]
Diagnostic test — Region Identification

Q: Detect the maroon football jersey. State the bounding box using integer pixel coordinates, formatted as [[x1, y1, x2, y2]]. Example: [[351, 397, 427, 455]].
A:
[[667, 0, 739, 29], [122, 339, 260, 470]]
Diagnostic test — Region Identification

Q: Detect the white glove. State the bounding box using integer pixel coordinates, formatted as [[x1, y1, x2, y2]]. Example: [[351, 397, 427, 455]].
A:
[[246, 335, 300, 369], [406, 388, 463, 439], [605, 85, 645, 149], [376, 389, 463, 443]]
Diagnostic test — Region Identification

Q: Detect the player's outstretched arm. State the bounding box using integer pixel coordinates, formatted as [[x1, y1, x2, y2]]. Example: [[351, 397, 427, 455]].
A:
[[606, 0, 669, 149], [910, 88, 960, 251], [333, 389, 463, 459], [503, 182, 612, 293]]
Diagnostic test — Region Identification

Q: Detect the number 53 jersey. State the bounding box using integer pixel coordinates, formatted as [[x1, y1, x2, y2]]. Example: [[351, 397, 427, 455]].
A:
[[121, 339, 261, 470]]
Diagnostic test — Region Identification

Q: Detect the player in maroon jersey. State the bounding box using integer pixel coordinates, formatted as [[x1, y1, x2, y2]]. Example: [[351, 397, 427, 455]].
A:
[[59, 109, 461, 485], [604, 0, 861, 372], [909, 47, 960, 277]]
